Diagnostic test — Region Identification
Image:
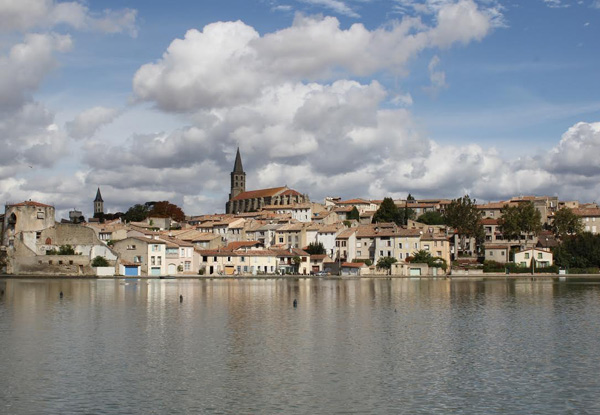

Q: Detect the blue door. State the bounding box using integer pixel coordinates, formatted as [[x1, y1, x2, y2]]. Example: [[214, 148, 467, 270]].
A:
[[125, 266, 138, 276]]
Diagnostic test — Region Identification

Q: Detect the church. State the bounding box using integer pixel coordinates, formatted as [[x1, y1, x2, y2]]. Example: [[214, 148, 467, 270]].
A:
[[225, 149, 309, 214]]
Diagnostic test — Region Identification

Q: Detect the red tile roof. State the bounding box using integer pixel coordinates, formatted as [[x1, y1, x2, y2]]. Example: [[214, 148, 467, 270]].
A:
[[230, 187, 290, 201]]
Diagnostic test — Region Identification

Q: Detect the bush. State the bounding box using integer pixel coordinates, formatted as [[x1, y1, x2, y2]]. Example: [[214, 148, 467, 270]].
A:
[[568, 267, 600, 274], [483, 260, 505, 273], [91, 256, 109, 267]]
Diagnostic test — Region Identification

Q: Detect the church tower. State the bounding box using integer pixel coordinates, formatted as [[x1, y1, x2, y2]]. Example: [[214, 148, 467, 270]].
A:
[[229, 148, 246, 200], [94, 187, 104, 217]]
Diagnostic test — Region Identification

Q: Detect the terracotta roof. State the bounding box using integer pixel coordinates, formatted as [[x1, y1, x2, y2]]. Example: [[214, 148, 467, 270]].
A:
[[225, 241, 263, 250], [318, 225, 341, 233], [481, 218, 500, 225], [573, 208, 600, 217], [337, 198, 371, 205], [230, 187, 288, 202], [341, 262, 366, 268], [484, 244, 511, 249], [333, 206, 353, 213], [9, 201, 53, 208], [158, 236, 194, 248], [310, 254, 328, 260], [336, 229, 356, 239], [274, 248, 309, 257]]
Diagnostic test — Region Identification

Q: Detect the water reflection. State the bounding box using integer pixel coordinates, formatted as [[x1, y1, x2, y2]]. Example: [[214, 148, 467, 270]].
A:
[[1, 277, 600, 414]]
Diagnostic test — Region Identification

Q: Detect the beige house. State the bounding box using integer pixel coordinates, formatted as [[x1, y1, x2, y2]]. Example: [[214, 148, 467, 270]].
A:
[[514, 248, 553, 268], [484, 244, 511, 264], [420, 233, 451, 266], [573, 208, 600, 234], [112, 237, 166, 276]]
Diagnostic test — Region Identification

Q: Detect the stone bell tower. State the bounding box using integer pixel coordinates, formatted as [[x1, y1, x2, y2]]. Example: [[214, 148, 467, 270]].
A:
[[229, 148, 246, 200]]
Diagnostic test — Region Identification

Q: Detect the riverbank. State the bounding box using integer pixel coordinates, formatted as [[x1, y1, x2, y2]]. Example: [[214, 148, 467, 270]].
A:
[[2, 273, 600, 280]]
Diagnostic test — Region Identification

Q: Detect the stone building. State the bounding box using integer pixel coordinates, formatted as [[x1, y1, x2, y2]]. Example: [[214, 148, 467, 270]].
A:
[[2, 201, 56, 247], [225, 149, 309, 213]]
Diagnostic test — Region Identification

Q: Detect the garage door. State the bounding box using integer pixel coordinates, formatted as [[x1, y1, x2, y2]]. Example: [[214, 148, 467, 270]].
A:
[[168, 264, 177, 275], [151, 267, 161, 276], [124, 266, 138, 276], [409, 268, 421, 276]]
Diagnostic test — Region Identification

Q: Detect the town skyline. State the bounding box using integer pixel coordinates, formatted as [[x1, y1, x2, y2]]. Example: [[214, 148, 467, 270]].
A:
[[1, 0, 600, 219]]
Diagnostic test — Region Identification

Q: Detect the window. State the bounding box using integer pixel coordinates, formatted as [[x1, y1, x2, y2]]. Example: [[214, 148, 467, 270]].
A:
[[151, 256, 156, 265], [279, 237, 284, 243], [399, 253, 403, 259], [37, 211, 45, 219], [244, 266, 248, 272], [490, 251, 494, 256], [127, 244, 136, 250], [386, 240, 391, 247], [134, 256, 142, 263], [398, 243, 403, 249], [157, 257, 162, 265], [180, 248, 185, 256], [414, 243, 418, 249], [214, 256, 217, 262], [202, 256, 207, 262], [437, 251, 442, 257], [36, 231, 41, 240], [525, 253, 530, 259], [379, 250, 384, 256], [424, 245, 430, 251], [357, 242, 362, 248], [357, 250, 361, 256], [537, 253, 542, 259]]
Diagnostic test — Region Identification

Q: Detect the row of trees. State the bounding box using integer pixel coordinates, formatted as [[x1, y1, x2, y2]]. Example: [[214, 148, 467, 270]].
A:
[[371, 196, 416, 226]]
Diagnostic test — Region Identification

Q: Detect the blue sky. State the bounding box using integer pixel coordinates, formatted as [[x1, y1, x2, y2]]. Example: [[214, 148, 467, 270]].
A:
[[1, 0, 600, 218]]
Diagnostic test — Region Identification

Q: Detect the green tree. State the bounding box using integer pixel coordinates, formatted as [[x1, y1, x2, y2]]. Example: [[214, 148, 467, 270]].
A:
[[348, 206, 360, 221], [305, 242, 326, 255], [553, 232, 600, 269], [552, 207, 583, 239], [124, 204, 149, 222], [292, 256, 302, 273], [444, 195, 483, 254], [376, 256, 397, 273], [417, 211, 445, 225], [58, 244, 75, 255], [409, 249, 448, 272], [499, 202, 542, 244], [403, 194, 416, 225], [372, 197, 402, 225], [91, 256, 109, 267]]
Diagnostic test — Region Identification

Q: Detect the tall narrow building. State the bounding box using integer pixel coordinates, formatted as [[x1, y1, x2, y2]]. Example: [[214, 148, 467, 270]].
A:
[[229, 148, 246, 200], [94, 187, 104, 217]]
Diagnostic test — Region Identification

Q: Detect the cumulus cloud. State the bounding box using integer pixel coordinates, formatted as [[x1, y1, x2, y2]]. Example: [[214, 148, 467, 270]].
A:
[[133, 2, 494, 112], [0, 0, 138, 36], [547, 122, 600, 175], [66, 106, 120, 140]]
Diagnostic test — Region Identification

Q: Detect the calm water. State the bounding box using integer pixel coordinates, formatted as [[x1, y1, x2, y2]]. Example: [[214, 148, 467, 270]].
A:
[[1, 277, 600, 414]]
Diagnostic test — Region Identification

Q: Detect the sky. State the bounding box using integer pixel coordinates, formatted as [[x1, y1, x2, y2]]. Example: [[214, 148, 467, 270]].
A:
[[1, 0, 600, 219]]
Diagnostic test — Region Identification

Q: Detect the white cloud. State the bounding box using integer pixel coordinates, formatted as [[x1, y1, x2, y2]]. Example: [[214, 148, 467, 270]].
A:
[[0, 0, 138, 36], [66, 106, 120, 140], [423, 55, 447, 95], [547, 122, 600, 175], [298, 0, 360, 17], [133, 3, 494, 112]]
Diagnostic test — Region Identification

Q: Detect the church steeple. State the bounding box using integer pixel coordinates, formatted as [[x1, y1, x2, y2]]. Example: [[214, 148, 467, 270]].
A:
[[94, 187, 104, 217], [229, 147, 246, 202], [233, 147, 244, 173]]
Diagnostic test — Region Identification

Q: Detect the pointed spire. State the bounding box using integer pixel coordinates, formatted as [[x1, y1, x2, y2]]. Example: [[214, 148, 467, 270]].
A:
[[233, 147, 244, 173], [94, 187, 103, 202]]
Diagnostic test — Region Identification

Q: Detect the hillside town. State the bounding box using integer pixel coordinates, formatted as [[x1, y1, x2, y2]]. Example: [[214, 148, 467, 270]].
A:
[[1, 149, 598, 277]]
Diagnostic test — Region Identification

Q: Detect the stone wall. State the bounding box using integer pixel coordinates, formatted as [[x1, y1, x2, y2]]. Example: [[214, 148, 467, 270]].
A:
[[12, 254, 94, 276]]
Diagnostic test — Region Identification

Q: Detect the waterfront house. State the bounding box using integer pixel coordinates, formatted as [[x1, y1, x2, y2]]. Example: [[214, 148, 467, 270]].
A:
[[514, 248, 553, 269], [113, 237, 166, 276]]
